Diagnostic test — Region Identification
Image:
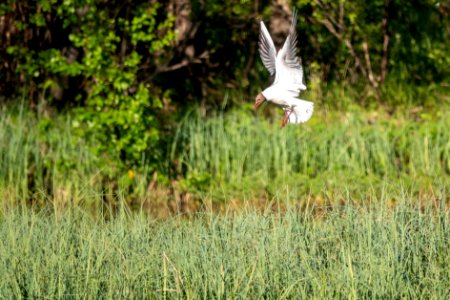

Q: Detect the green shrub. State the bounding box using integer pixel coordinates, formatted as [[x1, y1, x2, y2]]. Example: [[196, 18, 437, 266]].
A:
[[2, 0, 175, 170]]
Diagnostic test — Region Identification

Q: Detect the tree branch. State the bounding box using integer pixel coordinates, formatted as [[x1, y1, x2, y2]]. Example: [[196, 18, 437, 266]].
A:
[[362, 41, 376, 87], [380, 0, 390, 83], [362, 41, 381, 100], [313, 0, 342, 30], [318, 18, 341, 39], [344, 39, 367, 78]]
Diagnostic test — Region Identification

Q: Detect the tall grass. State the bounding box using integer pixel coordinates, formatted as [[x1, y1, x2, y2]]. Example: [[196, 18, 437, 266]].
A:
[[0, 104, 104, 208], [172, 108, 449, 200], [1, 102, 449, 209], [0, 104, 156, 211], [0, 99, 449, 298], [0, 199, 448, 298]]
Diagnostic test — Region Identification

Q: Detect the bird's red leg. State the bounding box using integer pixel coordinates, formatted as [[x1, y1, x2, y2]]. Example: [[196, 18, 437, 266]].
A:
[[280, 110, 288, 128], [280, 108, 294, 128]]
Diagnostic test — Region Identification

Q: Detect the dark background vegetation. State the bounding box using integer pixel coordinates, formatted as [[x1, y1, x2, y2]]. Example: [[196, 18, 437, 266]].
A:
[[0, 0, 449, 209]]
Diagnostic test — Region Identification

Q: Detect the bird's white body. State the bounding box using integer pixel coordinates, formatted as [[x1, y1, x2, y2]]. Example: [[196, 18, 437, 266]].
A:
[[261, 86, 313, 124], [257, 10, 314, 125]]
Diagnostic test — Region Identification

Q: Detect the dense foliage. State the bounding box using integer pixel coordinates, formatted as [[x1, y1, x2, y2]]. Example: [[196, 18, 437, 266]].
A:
[[1, 0, 176, 169]]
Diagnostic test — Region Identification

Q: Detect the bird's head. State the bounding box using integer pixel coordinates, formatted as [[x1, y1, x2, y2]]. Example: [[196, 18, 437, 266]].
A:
[[254, 93, 266, 109]]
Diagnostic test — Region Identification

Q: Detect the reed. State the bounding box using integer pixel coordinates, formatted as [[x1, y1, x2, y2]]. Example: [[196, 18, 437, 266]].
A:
[[171, 108, 449, 200], [0, 199, 448, 298], [0, 103, 449, 208]]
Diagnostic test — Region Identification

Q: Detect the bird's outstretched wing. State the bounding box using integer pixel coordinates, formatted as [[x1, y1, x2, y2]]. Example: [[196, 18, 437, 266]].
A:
[[274, 10, 306, 93], [258, 21, 277, 76]]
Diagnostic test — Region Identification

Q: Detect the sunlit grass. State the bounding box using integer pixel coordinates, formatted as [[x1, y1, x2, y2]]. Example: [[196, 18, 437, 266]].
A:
[[0, 104, 103, 209], [1, 103, 449, 210], [0, 198, 448, 298], [0, 99, 449, 298], [171, 107, 449, 201]]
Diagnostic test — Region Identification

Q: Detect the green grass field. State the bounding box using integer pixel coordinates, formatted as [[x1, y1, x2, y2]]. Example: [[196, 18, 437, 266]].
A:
[[1, 104, 448, 209], [0, 201, 449, 298], [172, 107, 449, 202], [0, 104, 449, 298]]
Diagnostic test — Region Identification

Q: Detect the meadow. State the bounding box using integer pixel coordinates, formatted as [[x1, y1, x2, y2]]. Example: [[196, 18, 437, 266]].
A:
[[1, 101, 449, 210], [0, 102, 449, 298], [1, 200, 449, 299]]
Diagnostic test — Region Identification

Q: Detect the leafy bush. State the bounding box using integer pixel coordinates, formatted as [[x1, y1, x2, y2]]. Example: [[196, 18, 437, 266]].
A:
[[63, 1, 176, 169], [1, 0, 176, 170]]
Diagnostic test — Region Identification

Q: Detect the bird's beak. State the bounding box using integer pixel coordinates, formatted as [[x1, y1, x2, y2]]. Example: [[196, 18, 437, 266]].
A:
[[254, 95, 265, 109]]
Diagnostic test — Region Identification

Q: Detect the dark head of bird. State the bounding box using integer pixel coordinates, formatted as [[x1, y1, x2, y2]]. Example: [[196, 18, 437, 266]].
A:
[[254, 93, 266, 109]]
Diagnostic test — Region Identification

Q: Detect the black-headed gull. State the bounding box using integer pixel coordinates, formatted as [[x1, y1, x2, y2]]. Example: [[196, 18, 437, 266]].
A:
[[255, 10, 314, 128]]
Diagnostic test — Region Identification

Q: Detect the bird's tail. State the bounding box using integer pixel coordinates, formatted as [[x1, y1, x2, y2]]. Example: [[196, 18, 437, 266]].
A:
[[284, 99, 314, 123]]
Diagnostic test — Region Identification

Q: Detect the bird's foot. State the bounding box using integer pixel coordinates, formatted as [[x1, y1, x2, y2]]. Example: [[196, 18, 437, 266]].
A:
[[280, 108, 294, 128], [280, 111, 288, 128]]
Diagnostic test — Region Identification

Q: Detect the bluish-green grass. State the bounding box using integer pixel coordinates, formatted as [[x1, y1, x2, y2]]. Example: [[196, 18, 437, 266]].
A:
[[0, 199, 448, 299]]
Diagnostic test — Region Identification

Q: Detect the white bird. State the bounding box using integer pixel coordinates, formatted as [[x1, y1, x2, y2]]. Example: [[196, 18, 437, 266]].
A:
[[254, 10, 314, 128]]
